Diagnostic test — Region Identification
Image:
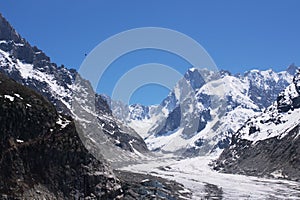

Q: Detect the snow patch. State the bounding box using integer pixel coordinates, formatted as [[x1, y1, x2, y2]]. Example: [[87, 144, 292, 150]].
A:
[[14, 93, 23, 99], [56, 116, 71, 129], [4, 94, 14, 101], [16, 139, 24, 143]]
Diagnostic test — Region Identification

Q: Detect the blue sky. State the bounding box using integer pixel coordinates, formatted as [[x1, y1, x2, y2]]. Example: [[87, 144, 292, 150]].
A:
[[1, 1, 300, 105]]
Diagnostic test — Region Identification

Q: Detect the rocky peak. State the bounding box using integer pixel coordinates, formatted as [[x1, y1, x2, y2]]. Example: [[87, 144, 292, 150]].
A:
[[0, 14, 21, 43], [129, 104, 150, 120], [286, 63, 298, 75], [293, 69, 300, 92], [277, 70, 300, 112], [184, 68, 206, 90], [0, 14, 50, 65]]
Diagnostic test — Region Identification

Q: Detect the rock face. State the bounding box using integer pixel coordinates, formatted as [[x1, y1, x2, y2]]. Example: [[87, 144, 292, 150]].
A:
[[0, 72, 191, 199], [214, 128, 300, 181], [0, 72, 122, 199], [213, 71, 300, 181], [0, 13, 148, 164], [0, 14, 49, 64]]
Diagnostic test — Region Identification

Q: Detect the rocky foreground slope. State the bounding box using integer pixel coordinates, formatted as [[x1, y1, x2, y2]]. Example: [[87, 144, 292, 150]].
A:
[[0, 72, 191, 199], [0, 72, 121, 199]]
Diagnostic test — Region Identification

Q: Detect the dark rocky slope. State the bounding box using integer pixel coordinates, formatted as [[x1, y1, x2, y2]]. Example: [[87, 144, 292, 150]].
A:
[[214, 128, 300, 181], [0, 65, 191, 200], [0, 72, 122, 199]]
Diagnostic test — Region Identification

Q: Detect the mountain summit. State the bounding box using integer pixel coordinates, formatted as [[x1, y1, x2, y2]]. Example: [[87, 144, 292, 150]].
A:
[[113, 66, 295, 157]]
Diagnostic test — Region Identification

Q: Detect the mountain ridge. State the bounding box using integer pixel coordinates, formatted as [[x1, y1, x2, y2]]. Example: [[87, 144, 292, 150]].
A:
[[111, 65, 296, 157], [0, 13, 150, 166], [213, 70, 300, 181]]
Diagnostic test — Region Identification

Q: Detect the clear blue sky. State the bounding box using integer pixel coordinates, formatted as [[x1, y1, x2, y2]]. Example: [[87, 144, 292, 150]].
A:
[[1, 1, 299, 105]]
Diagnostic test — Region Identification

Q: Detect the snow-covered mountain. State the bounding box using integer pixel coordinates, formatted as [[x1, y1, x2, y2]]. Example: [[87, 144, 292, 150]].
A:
[[114, 66, 296, 157], [214, 70, 300, 181], [0, 10, 297, 170], [0, 14, 148, 165], [0, 14, 199, 199]]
